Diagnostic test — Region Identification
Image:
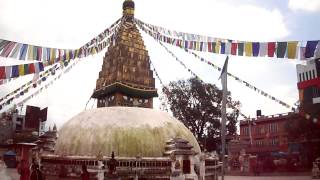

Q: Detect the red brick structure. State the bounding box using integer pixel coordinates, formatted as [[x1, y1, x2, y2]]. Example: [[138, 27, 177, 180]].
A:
[[239, 113, 301, 156]]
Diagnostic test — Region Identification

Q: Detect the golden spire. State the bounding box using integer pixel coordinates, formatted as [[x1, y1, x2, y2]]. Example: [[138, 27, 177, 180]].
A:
[[123, 0, 135, 17]]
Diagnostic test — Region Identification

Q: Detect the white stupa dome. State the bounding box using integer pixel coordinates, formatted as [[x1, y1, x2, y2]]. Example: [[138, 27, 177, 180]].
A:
[[54, 107, 201, 157]]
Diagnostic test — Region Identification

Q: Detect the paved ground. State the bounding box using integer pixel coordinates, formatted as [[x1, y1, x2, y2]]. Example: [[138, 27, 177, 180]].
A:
[[0, 163, 19, 180], [0, 162, 314, 180]]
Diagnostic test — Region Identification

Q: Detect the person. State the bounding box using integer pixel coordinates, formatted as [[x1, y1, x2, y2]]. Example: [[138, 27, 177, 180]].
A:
[[17, 159, 30, 180], [81, 164, 90, 180], [30, 164, 43, 180]]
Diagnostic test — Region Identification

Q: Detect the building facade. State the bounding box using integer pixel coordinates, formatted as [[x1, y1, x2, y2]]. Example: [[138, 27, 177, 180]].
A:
[[296, 58, 320, 116], [239, 112, 300, 156]]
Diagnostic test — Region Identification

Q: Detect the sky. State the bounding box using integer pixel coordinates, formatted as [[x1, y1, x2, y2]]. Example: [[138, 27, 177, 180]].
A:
[[0, 0, 320, 128]]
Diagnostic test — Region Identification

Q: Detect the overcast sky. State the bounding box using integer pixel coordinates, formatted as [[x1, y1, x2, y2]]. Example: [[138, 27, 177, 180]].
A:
[[1, 0, 320, 128]]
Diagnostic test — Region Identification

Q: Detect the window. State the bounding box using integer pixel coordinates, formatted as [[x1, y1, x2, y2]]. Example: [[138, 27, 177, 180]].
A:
[[306, 72, 309, 80], [302, 73, 305, 81]]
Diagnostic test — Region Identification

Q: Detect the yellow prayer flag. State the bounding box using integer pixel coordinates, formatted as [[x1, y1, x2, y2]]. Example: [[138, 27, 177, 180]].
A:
[[66, 50, 70, 60], [18, 64, 25, 75], [92, 47, 97, 54], [75, 49, 79, 58], [196, 42, 200, 51], [287, 41, 298, 59], [215, 41, 220, 54], [28, 45, 34, 60], [245, 42, 252, 57]]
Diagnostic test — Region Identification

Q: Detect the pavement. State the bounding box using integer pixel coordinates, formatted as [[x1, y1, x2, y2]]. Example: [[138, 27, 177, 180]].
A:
[[0, 163, 19, 180], [0, 161, 314, 180]]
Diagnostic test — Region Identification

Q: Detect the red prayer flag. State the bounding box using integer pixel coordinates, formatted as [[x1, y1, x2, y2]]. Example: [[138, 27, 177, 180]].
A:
[[268, 42, 276, 57], [208, 42, 212, 52], [29, 63, 35, 73], [0, 66, 5, 79], [231, 43, 238, 55]]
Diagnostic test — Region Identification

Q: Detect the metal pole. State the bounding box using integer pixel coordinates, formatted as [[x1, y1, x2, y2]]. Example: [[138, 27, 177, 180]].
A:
[[221, 88, 227, 180], [220, 56, 229, 180]]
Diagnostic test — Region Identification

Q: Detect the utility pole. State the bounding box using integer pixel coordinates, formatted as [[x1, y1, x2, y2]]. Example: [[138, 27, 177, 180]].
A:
[[220, 56, 229, 180]]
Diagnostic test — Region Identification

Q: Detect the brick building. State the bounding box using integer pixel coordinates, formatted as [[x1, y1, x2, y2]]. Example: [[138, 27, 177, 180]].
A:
[[238, 57, 320, 168], [239, 112, 301, 156]]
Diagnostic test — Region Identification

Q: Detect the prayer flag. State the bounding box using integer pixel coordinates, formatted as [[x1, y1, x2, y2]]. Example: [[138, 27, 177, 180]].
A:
[[35, 63, 40, 73], [225, 42, 231, 55], [300, 47, 307, 60], [19, 44, 28, 60], [29, 63, 35, 73], [245, 42, 252, 56], [287, 41, 298, 59], [11, 65, 19, 78], [231, 43, 237, 55], [33, 46, 38, 60], [305, 41, 319, 58], [259, 42, 267, 57], [252, 42, 260, 57], [220, 42, 225, 54], [208, 42, 212, 52], [0, 67, 5, 79], [18, 64, 25, 75], [238, 42, 244, 56], [24, 64, 29, 74], [215, 41, 220, 54], [28, 45, 34, 60], [268, 42, 276, 57], [276, 42, 287, 58], [5, 66, 11, 78], [10, 43, 21, 59]]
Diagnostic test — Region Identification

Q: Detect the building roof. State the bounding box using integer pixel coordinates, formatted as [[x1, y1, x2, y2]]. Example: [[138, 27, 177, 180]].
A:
[[54, 107, 200, 157], [239, 112, 299, 125]]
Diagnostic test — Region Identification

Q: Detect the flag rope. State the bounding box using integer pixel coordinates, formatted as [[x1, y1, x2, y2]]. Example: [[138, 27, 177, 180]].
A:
[[137, 20, 296, 112], [136, 18, 320, 60]]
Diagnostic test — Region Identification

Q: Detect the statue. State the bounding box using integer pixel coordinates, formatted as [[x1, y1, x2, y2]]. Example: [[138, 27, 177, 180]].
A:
[[107, 152, 117, 175]]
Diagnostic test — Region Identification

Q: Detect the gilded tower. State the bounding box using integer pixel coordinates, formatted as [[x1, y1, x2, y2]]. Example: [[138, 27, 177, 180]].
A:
[[92, 0, 158, 108]]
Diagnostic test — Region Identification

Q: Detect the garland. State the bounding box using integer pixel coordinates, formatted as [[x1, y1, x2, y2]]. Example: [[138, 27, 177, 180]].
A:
[[0, 62, 44, 80], [138, 21, 319, 124], [0, 25, 120, 112], [149, 33, 248, 119], [0, 19, 121, 61], [136, 19, 320, 60], [138, 21, 296, 112]]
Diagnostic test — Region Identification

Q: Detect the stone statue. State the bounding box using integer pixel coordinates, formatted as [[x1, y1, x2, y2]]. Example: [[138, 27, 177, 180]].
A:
[[107, 152, 117, 175]]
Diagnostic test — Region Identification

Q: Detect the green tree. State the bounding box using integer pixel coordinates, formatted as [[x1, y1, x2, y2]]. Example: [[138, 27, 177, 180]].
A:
[[286, 111, 320, 167], [161, 77, 240, 151]]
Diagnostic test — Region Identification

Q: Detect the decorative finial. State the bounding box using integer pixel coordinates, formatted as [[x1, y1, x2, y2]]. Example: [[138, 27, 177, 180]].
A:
[[122, 0, 135, 17]]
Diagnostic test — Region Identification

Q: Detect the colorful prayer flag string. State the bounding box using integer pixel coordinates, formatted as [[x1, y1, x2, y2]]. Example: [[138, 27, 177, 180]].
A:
[[137, 20, 296, 113], [136, 18, 320, 60]]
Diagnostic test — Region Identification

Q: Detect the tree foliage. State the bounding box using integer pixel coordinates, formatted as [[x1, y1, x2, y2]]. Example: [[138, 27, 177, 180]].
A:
[[161, 77, 240, 151], [285, 110, 320, 167]]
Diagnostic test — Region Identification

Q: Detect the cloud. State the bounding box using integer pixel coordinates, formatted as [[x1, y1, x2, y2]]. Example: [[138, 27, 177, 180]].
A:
[[288, 0, 320, 12], [138, 0, 289, 41]]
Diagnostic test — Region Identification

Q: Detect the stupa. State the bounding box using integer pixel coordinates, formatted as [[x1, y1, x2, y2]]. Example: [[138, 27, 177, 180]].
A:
[[40, 1, 219, 179]]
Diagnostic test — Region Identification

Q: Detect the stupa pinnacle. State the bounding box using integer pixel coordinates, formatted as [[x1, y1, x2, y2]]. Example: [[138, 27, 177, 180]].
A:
[[92, 0, 158, 108]]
